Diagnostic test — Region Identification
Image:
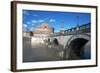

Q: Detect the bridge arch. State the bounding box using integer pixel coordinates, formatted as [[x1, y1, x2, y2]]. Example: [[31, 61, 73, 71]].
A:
[[53, 38, 59, 46], [67, 34, 90, 46], [63, 34, 91, 60]]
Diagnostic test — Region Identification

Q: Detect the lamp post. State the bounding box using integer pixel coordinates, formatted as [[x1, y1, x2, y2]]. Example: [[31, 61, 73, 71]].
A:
[[76, 16, 79, 34], [59, 21, 65, 59]]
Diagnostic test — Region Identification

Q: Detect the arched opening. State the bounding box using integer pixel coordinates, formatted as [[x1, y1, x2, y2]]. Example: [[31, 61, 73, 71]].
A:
[[64, 38, 90, 60], [53, 38, 59, 46]]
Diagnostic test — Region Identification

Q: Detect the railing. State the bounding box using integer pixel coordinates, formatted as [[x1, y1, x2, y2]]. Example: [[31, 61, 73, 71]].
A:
[[50, 23, 90, 37], [64, 23, 90, 35]]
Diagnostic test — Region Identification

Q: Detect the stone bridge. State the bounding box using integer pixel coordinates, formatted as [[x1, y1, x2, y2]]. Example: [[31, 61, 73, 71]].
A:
[[49, 23, 91, 59]]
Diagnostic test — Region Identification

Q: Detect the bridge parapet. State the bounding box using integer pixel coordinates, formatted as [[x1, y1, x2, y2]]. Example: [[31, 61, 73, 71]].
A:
[[65, 23, 90, 35], [50, 23, 90, 37]]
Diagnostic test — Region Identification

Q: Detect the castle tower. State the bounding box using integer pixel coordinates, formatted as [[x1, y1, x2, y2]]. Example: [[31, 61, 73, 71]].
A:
[[33, 22, 54, 34]]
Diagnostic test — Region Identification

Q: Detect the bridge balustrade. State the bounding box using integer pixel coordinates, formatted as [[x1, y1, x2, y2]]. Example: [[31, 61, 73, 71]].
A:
[[65, 23, 90, 35]]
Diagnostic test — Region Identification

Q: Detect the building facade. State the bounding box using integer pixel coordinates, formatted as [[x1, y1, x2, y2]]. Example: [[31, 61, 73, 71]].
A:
[[30, 23, 54, 44]]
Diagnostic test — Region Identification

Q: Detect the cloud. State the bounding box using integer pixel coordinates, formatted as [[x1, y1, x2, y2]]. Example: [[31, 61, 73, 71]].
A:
[[38, 20, 44, 23], [32, 23, 35, 25], [50, 19, 55, 22], [32, 19, 45, 24], [32, 20, 37, 23], [26, 21, 31, 24], [23, 24, 28, 28], [30, 27, 34, 31]]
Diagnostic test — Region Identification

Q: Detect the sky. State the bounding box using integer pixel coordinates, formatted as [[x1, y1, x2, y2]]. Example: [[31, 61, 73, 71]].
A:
[[23, 10, 91, 32]]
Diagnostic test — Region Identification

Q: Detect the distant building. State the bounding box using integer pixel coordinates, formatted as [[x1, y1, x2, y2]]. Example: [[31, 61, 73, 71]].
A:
[[23, 23, 54, 37], [27, 23, 54, 44]]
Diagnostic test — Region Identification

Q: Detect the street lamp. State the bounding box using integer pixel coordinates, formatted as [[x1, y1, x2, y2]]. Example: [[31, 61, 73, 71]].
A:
[[76, 16, 79, 34]]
